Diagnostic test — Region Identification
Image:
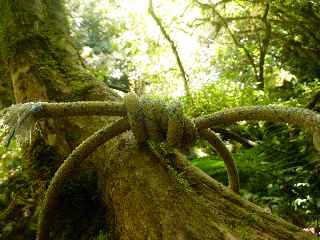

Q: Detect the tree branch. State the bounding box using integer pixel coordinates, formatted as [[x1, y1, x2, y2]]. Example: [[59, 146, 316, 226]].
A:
[[148, 0, 193, 101], [257, 2, 272, 89], [306, 91, 320, 110], [212, 127, 256, 148], [195, 0, 260, 83], [212, 0, 233, 8]]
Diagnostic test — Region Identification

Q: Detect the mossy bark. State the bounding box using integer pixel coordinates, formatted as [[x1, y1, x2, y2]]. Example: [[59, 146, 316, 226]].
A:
[[0, 0, 117, 239], [0, 0, 119, 161], [0, 57, 13, 108], [0, 0, 315, 239], [95, 134, 311, 240]]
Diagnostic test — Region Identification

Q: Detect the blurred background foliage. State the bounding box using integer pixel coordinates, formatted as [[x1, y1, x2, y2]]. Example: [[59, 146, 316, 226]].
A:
[[0, 0, 320, 237]]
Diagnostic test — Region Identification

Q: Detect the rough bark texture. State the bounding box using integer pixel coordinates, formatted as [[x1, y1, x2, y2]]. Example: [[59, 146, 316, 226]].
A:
[[0, 0, 118, 239], [0, 57, 13, 108], [98, 135, 311, 240], [0, 0, 315, 239]]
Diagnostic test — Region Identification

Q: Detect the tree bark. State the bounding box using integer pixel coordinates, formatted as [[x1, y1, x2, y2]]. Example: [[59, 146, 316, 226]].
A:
[[0, 57, 13, 108], [0, 0, 314, 239]]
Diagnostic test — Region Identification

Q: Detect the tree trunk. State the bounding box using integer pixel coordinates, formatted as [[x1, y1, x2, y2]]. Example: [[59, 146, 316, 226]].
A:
[[0, 0, 313, 239], [98, 137, 311, 240], [0, 57, 13, 108]]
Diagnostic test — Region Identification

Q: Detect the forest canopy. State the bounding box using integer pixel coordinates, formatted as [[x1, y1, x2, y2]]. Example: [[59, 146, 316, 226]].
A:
[[0, 0, 319, 239]]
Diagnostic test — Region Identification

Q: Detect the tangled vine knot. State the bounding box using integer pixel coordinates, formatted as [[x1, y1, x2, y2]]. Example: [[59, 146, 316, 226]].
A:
[[122, 93, 239, 194], [2, 93, 320, 240], [124, 93, 198, 148]]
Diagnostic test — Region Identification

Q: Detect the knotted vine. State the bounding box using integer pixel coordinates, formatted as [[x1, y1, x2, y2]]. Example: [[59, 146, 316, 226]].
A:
[[1, 93, 320, 240]]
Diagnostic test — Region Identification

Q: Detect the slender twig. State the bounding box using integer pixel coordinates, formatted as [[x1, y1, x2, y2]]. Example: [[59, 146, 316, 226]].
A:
[[195, 1, 274, 89], [213, 0, 233, 8], [148, 0, 193, 101], [195, 0, 260, 83], [307, 91, 320, 110], [212, 127, 256, 148], [257, 2, 271, 89]]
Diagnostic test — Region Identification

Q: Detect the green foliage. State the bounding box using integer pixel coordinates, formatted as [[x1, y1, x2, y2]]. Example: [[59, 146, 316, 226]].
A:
[[0, 143, 21, 185], [67, 0, 136, 93], [183, 79, 270, 117], [254, 124, 320, 227], [187, 75, 320, 229], [0, 155, 38, 239], [95, 230, 109, 240], [271, 0, 320, 82], [193, 126, 320, 228], [192, 156, 225, 177]]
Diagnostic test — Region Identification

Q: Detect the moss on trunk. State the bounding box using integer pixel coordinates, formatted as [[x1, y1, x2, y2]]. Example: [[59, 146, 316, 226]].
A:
[[96, 133, 312, 240], [0, 57, 13, 108], [0, 0, 118, 238]]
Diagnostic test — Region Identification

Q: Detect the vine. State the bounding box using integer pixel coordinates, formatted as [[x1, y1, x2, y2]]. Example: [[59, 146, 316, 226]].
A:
[[1, 93, 320, 239]]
